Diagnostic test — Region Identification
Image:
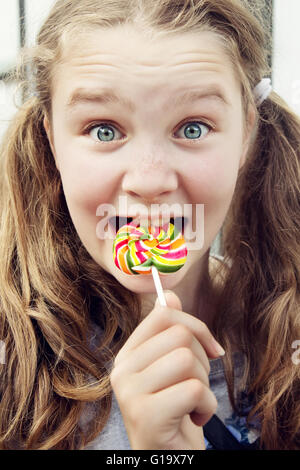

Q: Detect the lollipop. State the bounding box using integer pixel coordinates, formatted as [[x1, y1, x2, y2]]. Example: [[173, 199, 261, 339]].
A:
[[113, 223, 187, 306], [113, 220, 187, 306], [113, 222, 187, 275]]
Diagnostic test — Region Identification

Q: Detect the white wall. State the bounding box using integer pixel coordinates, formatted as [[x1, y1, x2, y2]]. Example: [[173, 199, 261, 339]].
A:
[[25, 0, 56, 46], [0, 81, 20, 141], [273, 0, 300, 116], [0, 0, 19, 72]]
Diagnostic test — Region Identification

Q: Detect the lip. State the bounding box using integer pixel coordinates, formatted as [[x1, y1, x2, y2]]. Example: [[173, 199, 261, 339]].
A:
[[108, 215, 188, 236]]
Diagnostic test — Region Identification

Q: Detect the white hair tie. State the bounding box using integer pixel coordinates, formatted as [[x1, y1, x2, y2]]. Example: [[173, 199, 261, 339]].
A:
[[253, 78, 272, 106]]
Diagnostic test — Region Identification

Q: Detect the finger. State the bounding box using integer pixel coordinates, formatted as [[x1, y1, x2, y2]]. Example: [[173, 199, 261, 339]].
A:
[[155, 290, 182, 310], [115, 323, 210, 376], [136, 347, 210, 393], [163, 291, 224, 361], [150, 379, 218, 427], [116, 290, 183, 361], [115, 294, 224, 365]]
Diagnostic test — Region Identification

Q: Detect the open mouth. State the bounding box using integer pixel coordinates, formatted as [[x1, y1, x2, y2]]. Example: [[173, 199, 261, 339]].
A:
[[108, 216, 188, 236]]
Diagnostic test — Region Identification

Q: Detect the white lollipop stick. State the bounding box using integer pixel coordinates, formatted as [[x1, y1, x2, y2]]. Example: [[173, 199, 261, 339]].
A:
[[151, 266, 167, 306]]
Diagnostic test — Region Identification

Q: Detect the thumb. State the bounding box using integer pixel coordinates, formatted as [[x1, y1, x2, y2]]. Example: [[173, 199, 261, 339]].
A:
[[155, 290, 182, 311]]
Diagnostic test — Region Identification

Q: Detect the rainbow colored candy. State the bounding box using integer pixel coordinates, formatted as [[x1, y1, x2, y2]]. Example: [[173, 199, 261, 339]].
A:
[[112, 222, 187, 275]]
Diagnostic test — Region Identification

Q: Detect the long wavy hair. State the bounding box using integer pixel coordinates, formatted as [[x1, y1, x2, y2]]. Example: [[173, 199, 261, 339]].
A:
[[0, 0, 299, 450]]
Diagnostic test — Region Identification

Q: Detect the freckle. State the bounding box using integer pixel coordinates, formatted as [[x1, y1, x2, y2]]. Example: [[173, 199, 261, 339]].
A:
[[140, 154, 164, 172]]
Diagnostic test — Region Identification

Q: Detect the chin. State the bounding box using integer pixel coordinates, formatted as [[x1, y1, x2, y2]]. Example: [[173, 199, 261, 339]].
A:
[[111, 263, 188, 294]]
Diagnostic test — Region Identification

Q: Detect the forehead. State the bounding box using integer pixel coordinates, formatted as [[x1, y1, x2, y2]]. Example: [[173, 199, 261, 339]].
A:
[[53, 25, 240, 107]]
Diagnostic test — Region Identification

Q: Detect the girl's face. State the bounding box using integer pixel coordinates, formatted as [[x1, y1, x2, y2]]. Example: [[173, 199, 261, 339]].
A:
[[44, 25, 255, 293]]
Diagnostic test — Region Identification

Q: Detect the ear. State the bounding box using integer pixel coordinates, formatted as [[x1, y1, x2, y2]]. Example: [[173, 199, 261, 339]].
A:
[[239, 104, 257, 169], [43, 115, 60, 171]]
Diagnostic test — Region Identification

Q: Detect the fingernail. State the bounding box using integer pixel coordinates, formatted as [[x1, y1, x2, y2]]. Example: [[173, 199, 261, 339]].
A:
[[212, 339, 226, 356]]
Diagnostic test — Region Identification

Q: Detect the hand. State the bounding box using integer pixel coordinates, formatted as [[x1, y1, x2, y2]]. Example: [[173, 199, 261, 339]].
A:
[[110, 291, 223, 450]]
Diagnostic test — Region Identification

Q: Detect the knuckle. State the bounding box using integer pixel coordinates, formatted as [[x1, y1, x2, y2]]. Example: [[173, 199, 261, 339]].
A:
[[112, 350, 123, 368], [211, 393, 218, 414], [171, 324, 193, 346], [204, 376, 210, 389], [189, 380, 218, 413], [175, 347, 195, 370], [114, 378, 132, 405], [109, 361, 128, 389], [111, 370, 140, 408], [196, 319, 208, 336], [188, 379, 205, 400], [205, 389, 218, 416], [153, 305, 171, 328], [109, 365, 121, 388], [127, 396, 147, 426]]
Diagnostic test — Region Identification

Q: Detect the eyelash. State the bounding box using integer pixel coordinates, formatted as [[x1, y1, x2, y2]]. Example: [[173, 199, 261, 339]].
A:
[[84, 118, 214, 144]]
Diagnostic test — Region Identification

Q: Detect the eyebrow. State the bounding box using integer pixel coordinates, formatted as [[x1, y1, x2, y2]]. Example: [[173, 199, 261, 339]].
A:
[[66, 84, 229, 112]]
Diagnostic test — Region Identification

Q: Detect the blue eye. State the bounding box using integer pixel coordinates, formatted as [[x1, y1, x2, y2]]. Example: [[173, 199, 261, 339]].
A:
[[87, 120, 211, 143], [89, 123, 123, 142], [176, 122, 210, 140]]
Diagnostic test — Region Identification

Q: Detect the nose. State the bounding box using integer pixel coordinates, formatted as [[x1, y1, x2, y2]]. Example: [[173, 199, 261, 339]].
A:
[[121, 148, 178, 201]]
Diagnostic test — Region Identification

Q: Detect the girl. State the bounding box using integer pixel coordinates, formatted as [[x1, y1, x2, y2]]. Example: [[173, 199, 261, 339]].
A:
[[0, 0, 299, 450]]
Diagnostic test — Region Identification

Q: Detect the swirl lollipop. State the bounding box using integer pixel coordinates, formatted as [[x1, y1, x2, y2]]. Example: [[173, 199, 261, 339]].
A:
[[113, 221, 188, 305]]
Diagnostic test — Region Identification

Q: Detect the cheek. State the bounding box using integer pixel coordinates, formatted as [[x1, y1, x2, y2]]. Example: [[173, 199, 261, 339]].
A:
[[182, 149, 241, 205], [58, 154, 122, 213], [51, 121, 122, 212], [57, 156, 121, 265], [181, 146, 242, 244], [55, 147, 124, 252]]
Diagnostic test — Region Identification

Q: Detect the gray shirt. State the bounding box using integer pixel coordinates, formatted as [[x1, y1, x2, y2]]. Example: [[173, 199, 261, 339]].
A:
[[80, 350, 260, 450]]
